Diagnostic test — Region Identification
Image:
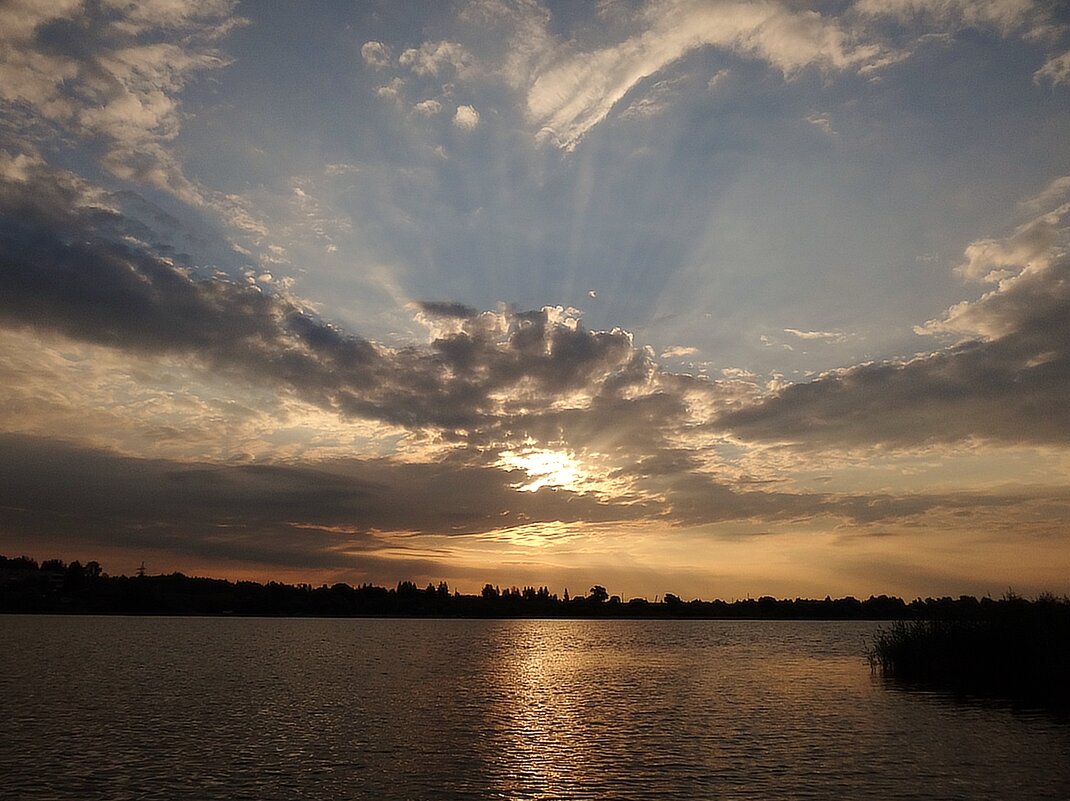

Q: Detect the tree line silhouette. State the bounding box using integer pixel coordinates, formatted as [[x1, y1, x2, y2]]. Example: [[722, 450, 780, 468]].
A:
[[2, 554, 1061, 620]]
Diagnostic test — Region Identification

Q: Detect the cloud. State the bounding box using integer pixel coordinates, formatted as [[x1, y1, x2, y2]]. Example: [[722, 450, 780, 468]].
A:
[[0, 156, 727, 444], [853, 0, 1052, 38], [400, 41, 474, 77], [0, 432, 668, 580], [4, 150, 980, 537], [720, 179, 1070, 447], [376, 78, 405, 99], [0, 425, 982, 593], [2, 422, 1023, 578], [416, 300, 482, 318], [1020, 175, 1070, 214], [783, 328, 850, 344], [951, 220, 1059, 285], [1035, 51, 1070, 85], [453, 104, 481, 130], [524, 0, 893, 150], [0, 0, 241, 203], [0, 433, 650, 541], [361, 40, 391, 69], [805, 112, 836, 136], [760, 334, 793, 350], [721, 367, 757, 380], [458, 0, 555, 88], [856, 0, 1070, 86], [369, 0, 897, 150], [920, 178, 1070, 338], [361, 0, 1068, 152], [618, 75, 689, 120], [707, 68, 731, 89], [5, 152, 1070, 565], [436, 0, 1067, 150], [660, 345, 698, 358], [413, 98, 443, 116]]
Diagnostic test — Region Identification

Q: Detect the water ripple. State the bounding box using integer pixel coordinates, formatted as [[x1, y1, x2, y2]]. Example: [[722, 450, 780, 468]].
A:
[[1, 617, 1068, 800]]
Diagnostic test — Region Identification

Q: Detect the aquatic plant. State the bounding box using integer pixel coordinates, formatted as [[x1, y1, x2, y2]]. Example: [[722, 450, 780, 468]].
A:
[[869, 594, 1070, 713]]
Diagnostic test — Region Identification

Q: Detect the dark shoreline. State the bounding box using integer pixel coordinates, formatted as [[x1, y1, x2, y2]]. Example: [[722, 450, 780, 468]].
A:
[[3, 554, 1064, 621]]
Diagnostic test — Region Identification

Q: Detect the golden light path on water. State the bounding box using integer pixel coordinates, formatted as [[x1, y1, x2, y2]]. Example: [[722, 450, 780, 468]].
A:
[[5, 617, 1070, 799], [493, 624, 588, 796]]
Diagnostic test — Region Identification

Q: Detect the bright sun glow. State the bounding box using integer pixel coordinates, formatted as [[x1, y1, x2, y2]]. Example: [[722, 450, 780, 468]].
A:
[[497, 447, 582, 492]]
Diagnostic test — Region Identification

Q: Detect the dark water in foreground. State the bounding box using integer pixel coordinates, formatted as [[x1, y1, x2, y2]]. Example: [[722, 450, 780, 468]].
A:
[[1, 617, 1068, 800]]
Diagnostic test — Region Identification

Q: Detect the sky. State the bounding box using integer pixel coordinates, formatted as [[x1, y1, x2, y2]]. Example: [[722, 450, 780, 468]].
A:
[[1, 0, 1069, 600]]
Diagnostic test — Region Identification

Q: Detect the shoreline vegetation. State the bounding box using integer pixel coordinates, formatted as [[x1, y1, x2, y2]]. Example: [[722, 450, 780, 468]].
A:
[[868, 596, 1070, 714], [1, 553, 1064, 621], [6, 554, 1068, 712]]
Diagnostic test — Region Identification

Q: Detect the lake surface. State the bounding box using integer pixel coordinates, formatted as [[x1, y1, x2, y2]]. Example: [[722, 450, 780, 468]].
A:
[[1, 616, 1068, 800]]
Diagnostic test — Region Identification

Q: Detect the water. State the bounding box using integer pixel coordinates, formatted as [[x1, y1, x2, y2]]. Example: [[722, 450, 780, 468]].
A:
[[1, 617, 1067, 800]]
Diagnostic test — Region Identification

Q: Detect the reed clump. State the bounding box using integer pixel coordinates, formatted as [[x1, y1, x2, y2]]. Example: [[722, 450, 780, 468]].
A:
[[869, 593, 1070, 713]]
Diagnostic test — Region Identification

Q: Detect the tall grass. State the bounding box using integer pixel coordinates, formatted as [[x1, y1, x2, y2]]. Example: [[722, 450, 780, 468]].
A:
[[869, 595, 1070, 713]]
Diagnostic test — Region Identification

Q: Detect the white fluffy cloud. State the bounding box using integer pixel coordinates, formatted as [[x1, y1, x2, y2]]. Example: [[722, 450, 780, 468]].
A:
[[413, 99, 443, 116], [361, 40, 391, 69], [453, 104, 481, 130], [722, 178, 1070, 447], [400, 41, 474, 77], [783, 329, 850, 344], [918, 177, 1070, 340], [0, 0, 240, 201], [660, 345, 698, 358], [0, 0, 272, 249]]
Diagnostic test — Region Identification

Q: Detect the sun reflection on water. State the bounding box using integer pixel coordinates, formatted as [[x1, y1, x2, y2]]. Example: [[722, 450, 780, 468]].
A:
[[486, 623, 593, 798]]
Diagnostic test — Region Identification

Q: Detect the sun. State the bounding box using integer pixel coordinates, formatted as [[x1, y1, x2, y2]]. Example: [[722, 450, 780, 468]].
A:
[[497, 446, 582, 492]]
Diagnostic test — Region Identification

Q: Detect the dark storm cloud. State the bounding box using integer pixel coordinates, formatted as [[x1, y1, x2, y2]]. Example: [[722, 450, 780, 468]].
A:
[[621, 465, 1027, 528], [6, 156, 1060, 546], [415, 300, 479, 318], [0, 158, 669, 434], [0, 433, 649, 565], [0, 432, 1029, 575], [719, 255, 1070, 447], [0, 157, 787, 541]]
